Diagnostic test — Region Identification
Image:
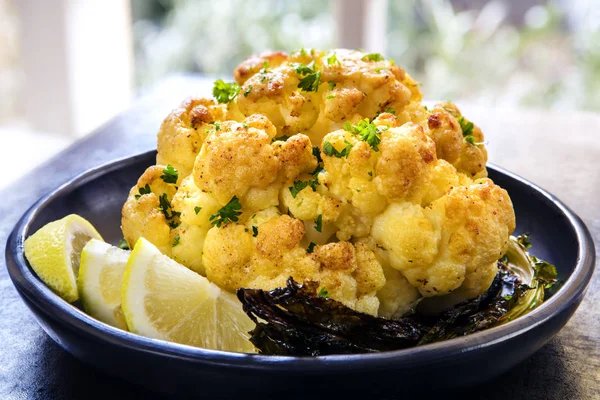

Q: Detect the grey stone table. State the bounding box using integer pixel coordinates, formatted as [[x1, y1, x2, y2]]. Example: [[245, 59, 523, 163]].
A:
[[1, 76, 598, 399]]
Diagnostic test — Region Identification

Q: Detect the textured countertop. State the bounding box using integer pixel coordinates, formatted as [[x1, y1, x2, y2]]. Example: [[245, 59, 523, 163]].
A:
[[1, 76, 598, 399]]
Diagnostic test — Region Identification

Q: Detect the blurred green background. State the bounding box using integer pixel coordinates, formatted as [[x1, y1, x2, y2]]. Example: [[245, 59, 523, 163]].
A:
[[132, 0, 600, 111]]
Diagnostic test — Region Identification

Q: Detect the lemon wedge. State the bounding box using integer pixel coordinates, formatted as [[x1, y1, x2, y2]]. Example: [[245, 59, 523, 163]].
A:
[[78, 239, 129, 329], [24, 214, 103, 302], [121, 238, 255, 352]]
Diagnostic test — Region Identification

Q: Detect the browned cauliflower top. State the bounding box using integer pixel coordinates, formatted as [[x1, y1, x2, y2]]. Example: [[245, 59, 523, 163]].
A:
[[122, 49, 515, 318]]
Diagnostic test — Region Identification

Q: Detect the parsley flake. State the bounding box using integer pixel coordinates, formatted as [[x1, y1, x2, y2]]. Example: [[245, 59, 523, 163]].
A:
[[134, 184, 152, 200], [326, 94, 335, 99], [323, 140, 353, 158], [172, 235, 180, 247], [465, 135, 476, 145], [318, 287, 330, 298], [328, 81, 336, 90], [327, 53, 340, 65], [458, 116, 474, 136], [295, 62, 321, 92], [118, 238, 129, 250], [344, 118, 382, 151], [210, 196, 242, 227], [194, 206, 202, 215], [314, 214, 323, 232], [252, 226, 258, 237], [160, 164, 178, 184], [243, 86, 252, 97], [362, 53, 385, 62], [307, 242, 316, 254], [213, 122, 221, 131], [212, 79, 240, 104], [289, 178, 319, 198]]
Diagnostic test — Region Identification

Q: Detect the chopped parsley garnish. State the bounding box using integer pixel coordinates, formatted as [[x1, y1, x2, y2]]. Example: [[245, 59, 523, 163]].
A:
[[312, 146, 323, 163], [172, 235, 180, 247], [384, 107, 396, 115], [210, 196, 242, 227], [294, 62, 321, 92], [323, 140, 353, 158], [327, 53, 340, 65], [160, 164, 178, 184], [213, 122, 221, 131], [307, 242, 316, 253], [118, 238, 129, 250], [344, 118, 382, 151], [362, 53, 385, 62], [458, 116, 474, 136], [168, 220, 180, 229], [317, 287, 330, 298], [194, 206, 202, 215], [261, 61, 269, 73], [273, 135, 290, 142], [368, 171, 373, 177], [465, 135, 476, 145], [326, 94, 335, 99], [314, 214, 323, 232], [252, 226, 259, 237], [243, 86, 252, 97], [328, 81, 336, 90], [212, 79, 240, 104], [158, 193, 181, 222], [517, 233, 532, 249], [289, 178, 319, 198], [134, 184, 152, 200]]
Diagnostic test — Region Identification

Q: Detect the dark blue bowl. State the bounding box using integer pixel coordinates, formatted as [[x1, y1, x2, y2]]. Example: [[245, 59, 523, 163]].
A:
[[5, 151, 595, 398]]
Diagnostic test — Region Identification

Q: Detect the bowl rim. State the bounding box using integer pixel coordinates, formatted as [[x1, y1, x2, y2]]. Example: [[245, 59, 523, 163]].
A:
[[5, 150, 596, 372]]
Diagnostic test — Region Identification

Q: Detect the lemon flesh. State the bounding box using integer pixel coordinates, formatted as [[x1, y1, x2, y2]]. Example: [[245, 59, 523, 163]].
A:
[[121, 238, 256, 352], [78, 239, 129, 329], [23, 214, 103, 302]]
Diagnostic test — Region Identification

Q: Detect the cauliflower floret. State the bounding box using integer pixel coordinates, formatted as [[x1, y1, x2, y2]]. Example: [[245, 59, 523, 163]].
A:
[[203, 213, 385, 315], [231, 49, 421, 143], [121, 165, 179, 255], [123, 49, 515, 318], [157, 97, 228, 178], [372, 179, 515, 297], [169, 176, 222, 275], [427, 102, 488, 178]]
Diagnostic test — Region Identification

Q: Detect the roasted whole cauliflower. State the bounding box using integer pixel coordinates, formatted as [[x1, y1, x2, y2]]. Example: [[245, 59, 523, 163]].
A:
[[122, 49, 515, 318]]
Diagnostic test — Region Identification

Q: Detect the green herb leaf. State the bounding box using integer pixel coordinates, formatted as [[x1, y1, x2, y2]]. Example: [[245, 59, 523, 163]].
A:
[[213, 122, 221, 131], [307, 242, 316, 254], [212, 79, 241, 104], [210, 196, 243, 227], [252, 226, 259, 237], [458, 116, 474, 136], [298, 70, 321, 92], [312, 146, 323, 163], [327, 53, 340, 65], [384, 106, 396, 115], [326, 94, 335, 99], [314, 214, 323, 232], [134, 184, 152, 200], [323, 140, 353, 158], [344, 118, 382, 151], [244, 86, 252, 97], [317, 286, 330, 298], [289, 177, 319, 198], [194, 206, 202, 215], [465, 135, 476, 145], [172, 235, 180, 247], [362, 53, 385, 62], [160, 164, 178, 184], [328, 81, 336, 90], [118, 238, 129, 250]]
